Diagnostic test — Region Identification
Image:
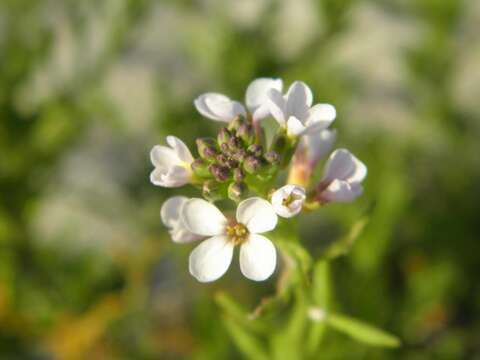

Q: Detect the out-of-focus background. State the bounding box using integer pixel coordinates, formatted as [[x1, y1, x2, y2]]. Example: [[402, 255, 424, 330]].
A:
[[1, 0, 479, 358]]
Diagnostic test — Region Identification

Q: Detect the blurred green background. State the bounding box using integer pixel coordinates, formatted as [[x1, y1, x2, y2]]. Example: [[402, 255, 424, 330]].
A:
[[1, 0, 479, 358]]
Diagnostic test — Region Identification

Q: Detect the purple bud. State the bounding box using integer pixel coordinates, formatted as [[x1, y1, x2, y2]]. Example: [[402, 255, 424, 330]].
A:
[[237, 123, 255, 145], [196, 138, 217, 160], [231, 149, 247, 162], [228, 182, 246, 202], [233, 168, 245, 182], [228, 136, 242, 151], [208, 164, 230, 182], [247, 144, 263, 157], [217, 127, 231, 146], [243, 156, 262, 174], [264, 151, 280, 164]]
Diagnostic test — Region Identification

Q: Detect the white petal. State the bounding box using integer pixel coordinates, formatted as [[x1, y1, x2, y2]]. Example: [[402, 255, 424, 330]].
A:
[[181, 198, 227, 236], [239, 234, 276, 281], [245, 77, 283, 112], [251, 104, 271, 122], [306, 103, 336, 125], [150, 166, 190, 187], [266, 88, 287, 125], [166, 136, 193, 164], [161, 196, 188, 228], [207, 98, 246, 121], [194, 93, 239, 122], [189, 236, 234, 282], [236, 197, 277, 234], [271, 185, 306, 218], [302, 129, 337, 166], [150, 145, 178, 168], [322, 149, 367, 184], [287, 116, 306, 136], [320, 180, 364, 203], [286, 81, 312, 119], [170, 225, 202, 243]]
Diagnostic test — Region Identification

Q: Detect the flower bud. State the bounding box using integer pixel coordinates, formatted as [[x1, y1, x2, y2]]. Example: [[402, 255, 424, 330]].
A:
[[220, 143, 230, 154], [233, 167, 245, 182], [196, 138, 217, 160], [217, 127, 231, 146], [216, 154, 229, 166], [228, 136, 242, 151], [247, 144, 263, 157], [226, 159, 238, 169], [191, 158, 211, 178], [228, 182, 246, 202], [243, 156, 263, 174], [208, 164, 230, 182], [236, 123, 255, 145], [202, 180, 224, 201], [264, 151, 280, 164], [231, 149, 247, 163], [228, 116, 244, 132]]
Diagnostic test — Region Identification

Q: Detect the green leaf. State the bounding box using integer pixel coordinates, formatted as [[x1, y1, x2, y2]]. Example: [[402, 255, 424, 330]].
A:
[[222, 316, 269, 360], [319, 217, 369, 259], [326, 313, 401, 348], [307, 261, 331, 354]]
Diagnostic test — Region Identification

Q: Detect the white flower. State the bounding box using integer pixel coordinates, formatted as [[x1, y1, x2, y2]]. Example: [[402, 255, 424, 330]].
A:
[[181, 197, 278, 282], [317, 149, 367, 203], [271, 185, 306, 218], [267, 81, 336, 137], [161, 197, 203, 243], [150, 136, 194, 187], [194, 78, 283, 122]]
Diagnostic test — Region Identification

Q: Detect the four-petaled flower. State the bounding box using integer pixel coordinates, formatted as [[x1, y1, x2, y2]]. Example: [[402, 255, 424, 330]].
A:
[[150, 136, 194, 187], [194, 78, 283, 122], [181, 197, 278, 282], [271, 184, 306, 218], [267, 81, 336, 137], [316, 149, 367, 203]]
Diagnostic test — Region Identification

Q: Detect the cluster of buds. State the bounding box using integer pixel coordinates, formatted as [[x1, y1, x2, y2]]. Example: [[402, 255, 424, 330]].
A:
[[191, 117, 280, 202], [150, 78, 367, 283]]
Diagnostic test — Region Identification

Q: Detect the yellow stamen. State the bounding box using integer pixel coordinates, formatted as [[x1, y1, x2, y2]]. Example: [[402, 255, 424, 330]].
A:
[[226, 222, 249, 245]]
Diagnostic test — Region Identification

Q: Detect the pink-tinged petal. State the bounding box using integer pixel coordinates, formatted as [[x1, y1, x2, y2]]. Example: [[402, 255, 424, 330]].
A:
[[320, 180, 364, 203], [166, 136, 193, 164], [194, 93, 236, 122], [150, 166, 190, 187], [189, 236, 234, 282], [302, 129, 337, 166], [239, 234, 276, 281], [266, 88, 287, 125], [245, 77, 283, 112], [322, 150, 352, 182], [236, 197, 277, 234], [181, 198, 227, 236]]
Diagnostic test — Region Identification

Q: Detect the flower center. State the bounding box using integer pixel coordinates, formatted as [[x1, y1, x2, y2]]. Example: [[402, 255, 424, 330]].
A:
[[226, 222, 249, 245], [282, 193, 301, 207]]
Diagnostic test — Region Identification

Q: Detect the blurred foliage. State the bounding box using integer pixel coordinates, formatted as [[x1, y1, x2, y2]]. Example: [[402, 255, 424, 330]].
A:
[[0, 0, 479, 358]]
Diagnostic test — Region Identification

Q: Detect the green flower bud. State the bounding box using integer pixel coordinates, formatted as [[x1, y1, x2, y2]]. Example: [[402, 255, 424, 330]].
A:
[[220, 143, 230, 155], [236, 123, 255, 145], [228, 116, 244, 132], [243, 156, 263, 174], [228, 182, 246, 202], [228, 136, 242, 151], [264, 151, 280, 165], [231, 149, 247, 163], [196, 138, 217, 160], [247, 144, 263, 157], [202, 180, 224, 202], [208, 164, 230, 182], [191, 158, 211, 178], [233, 167, 245, 182], [217, 127, 231, 146]]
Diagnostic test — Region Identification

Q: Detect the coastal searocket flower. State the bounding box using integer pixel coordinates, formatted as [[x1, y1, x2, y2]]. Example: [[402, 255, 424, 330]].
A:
[[316, 149, 367, 203], [267, 81, 337, 137], [161, 197, 203, 243], [194, 78, 283, 122], [150, 136, 194, 187], [152, 77, 368, 282], [181, 197, 278, 282], [271, 184, 306, 218]]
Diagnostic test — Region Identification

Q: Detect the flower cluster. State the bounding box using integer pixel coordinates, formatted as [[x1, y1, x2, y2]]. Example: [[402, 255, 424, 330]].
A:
[[150, 78, 367, 282]]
